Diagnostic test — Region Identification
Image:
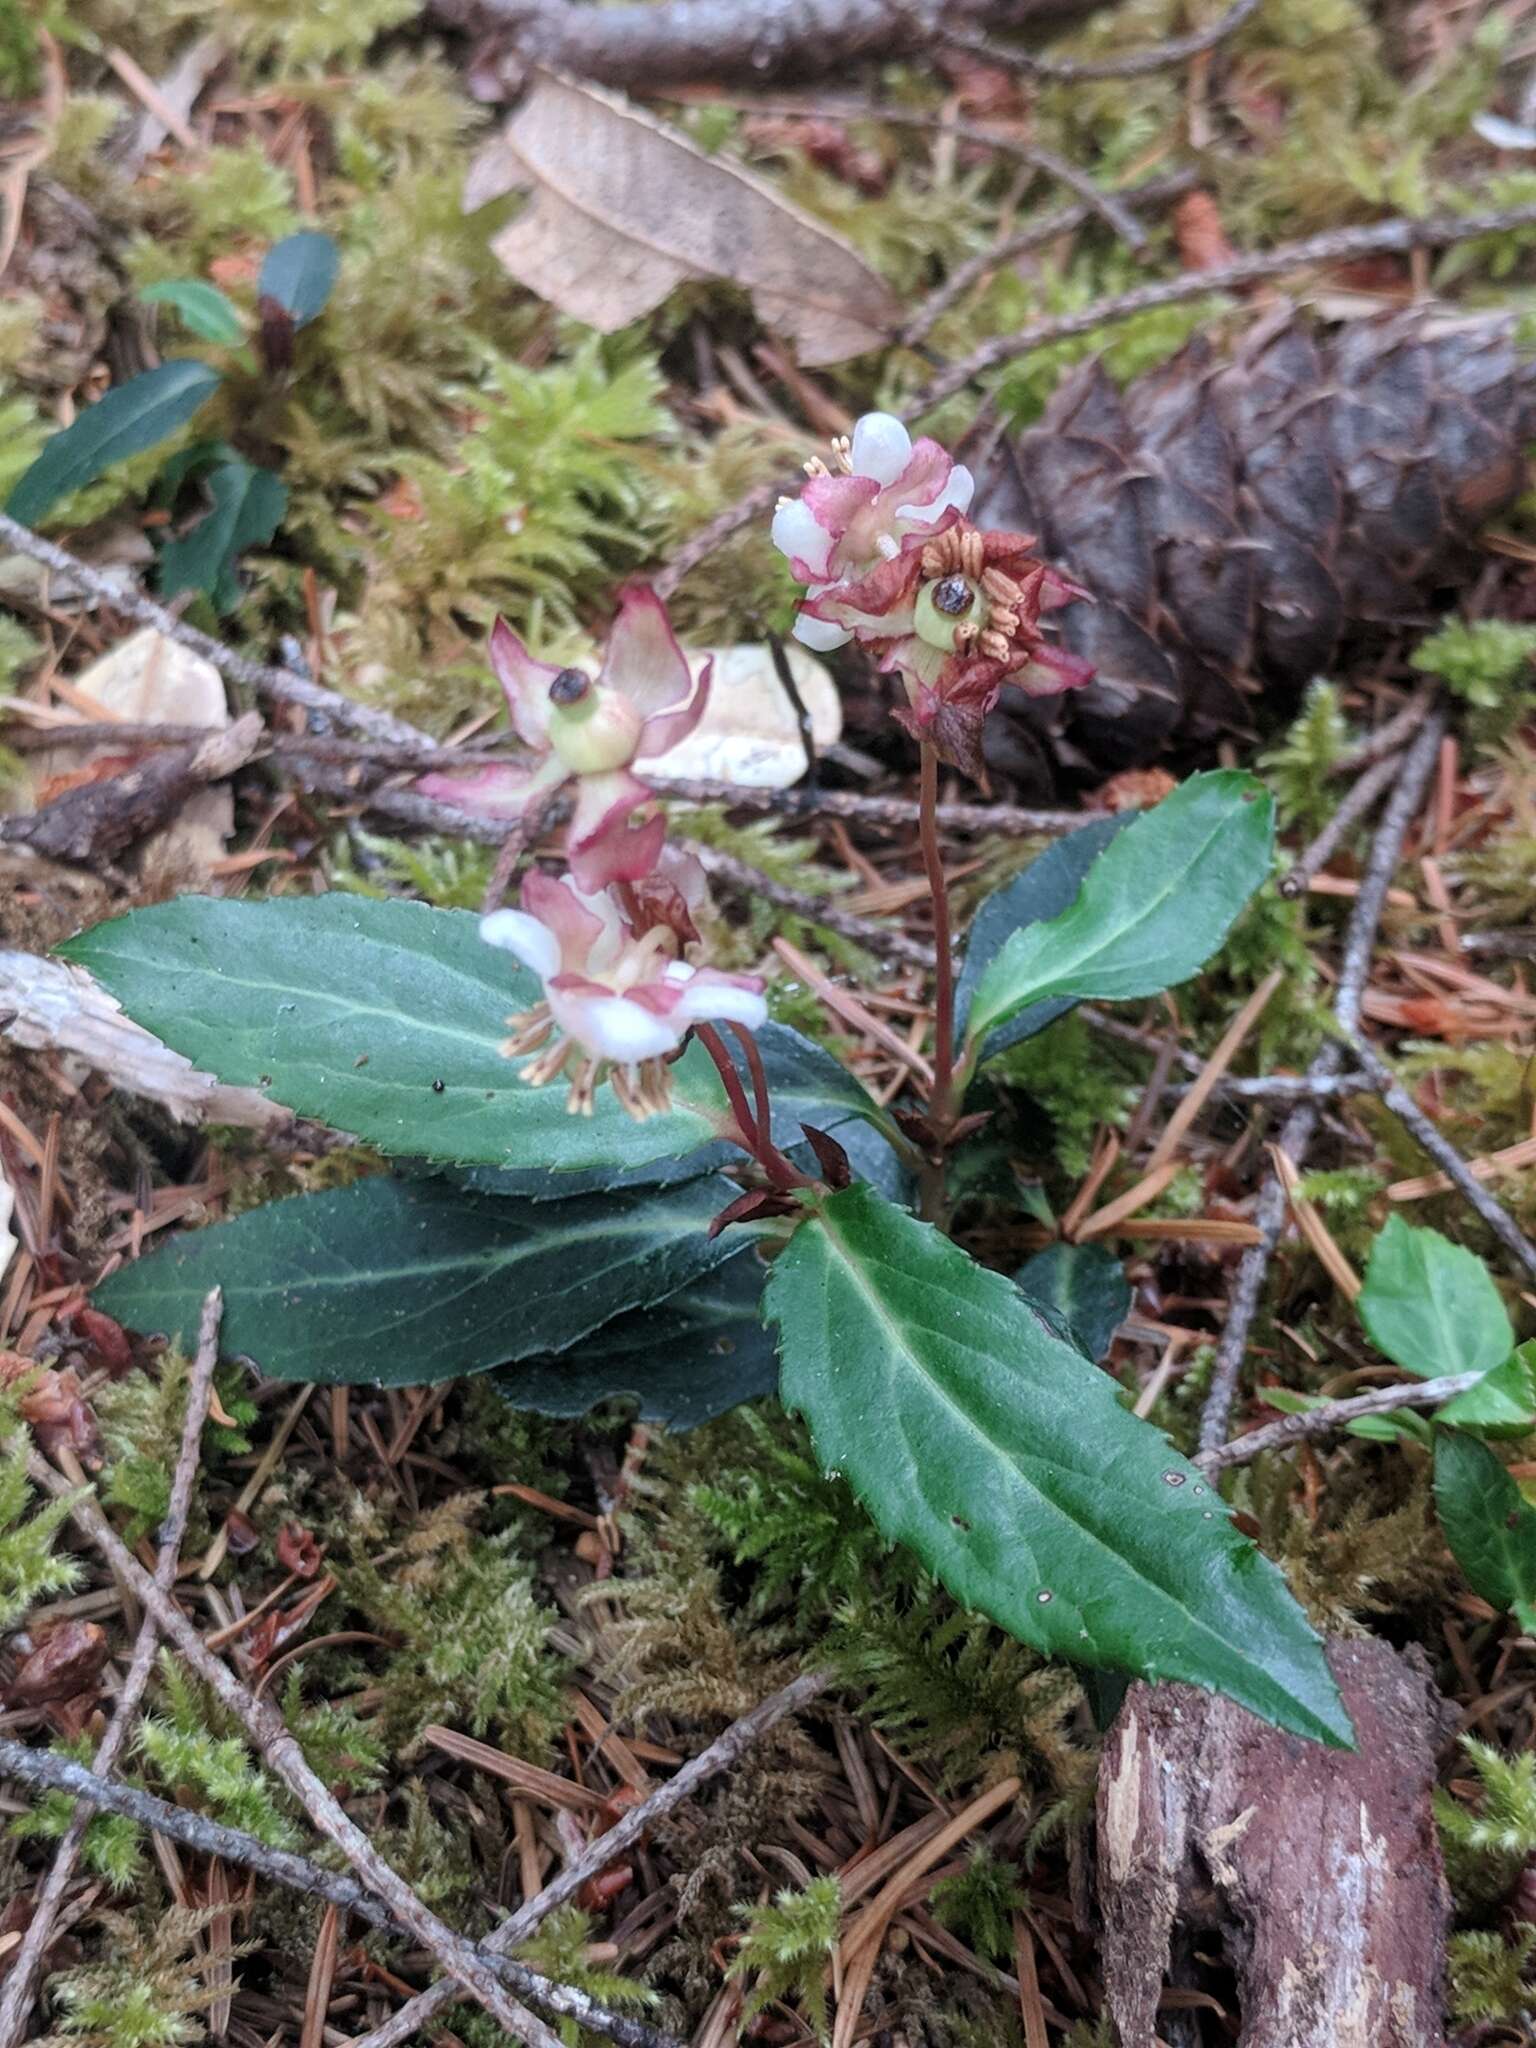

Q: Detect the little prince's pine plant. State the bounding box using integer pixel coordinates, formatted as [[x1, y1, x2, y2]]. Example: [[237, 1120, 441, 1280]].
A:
[[72, 414, 1351, 1746]]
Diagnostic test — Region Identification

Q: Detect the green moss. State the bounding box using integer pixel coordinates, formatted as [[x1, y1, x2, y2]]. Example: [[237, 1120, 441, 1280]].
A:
[[730, 1875, 841, 2042], [987, 1013, 1140, 1178], [1448, 1926, 1536, 2028]]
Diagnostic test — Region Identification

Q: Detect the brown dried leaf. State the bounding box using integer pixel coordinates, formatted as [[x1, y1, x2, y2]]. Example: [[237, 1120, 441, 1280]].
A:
[[6, 1621, 109, 1706], [469, 75, 899, 366]]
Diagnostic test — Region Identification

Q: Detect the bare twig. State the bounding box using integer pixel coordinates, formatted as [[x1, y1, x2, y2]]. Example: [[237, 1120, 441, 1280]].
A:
[[1164, 1071, 1370, 1104], [912, 205, 1536, 411], [426, 0, 1107, 89], [1013, 142, 1151, 253], [1197, 1371, 1482, 1474], [1460, 928, 1536, 962], [0, 1740, 677, 2048], [1198, 709, 1447, 1453], [345, 1670, 831, 2048], [942, 0, 1262, 81], [0, 514, 424, 748], [1332, 686, 1435, 775], [690, 843, 933, 967], [0, 1290, 223, 2048], [1277, 748, 1404, 899], [1342, 1031, 1536, 1287], [901, 167, 1197, 346], [23, 1457, 566, 2047]]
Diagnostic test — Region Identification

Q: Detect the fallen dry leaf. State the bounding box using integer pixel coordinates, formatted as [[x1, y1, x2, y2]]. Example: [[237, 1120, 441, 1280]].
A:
[[4, 1621, 109, 1707], [467, 75, 899, 366]]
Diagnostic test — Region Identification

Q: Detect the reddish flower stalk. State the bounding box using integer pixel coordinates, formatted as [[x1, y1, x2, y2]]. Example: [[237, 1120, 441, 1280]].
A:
[[919, 743, 957, 1131]]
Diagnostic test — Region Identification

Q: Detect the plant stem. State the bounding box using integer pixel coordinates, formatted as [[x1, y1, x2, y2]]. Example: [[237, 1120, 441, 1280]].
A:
[[919, 743, 956, 1131], [727, 1020, 808, 1191], [692, 1021, 761, 1157]]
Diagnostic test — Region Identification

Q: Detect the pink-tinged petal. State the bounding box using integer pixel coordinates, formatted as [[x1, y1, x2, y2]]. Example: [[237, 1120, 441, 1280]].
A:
[[671, 967, 769, 1031], [600, 586, 692, 720], [488, 617, 562, 750], [792, 611, 852, 651], [548, 984, 680, 1063], [479, 908, 561, 982], [800, 551, 920, 639], [801, 470, 879, 532], [636, 656, 710, 760], [416, 760, 551, 820], [849, 412, 912, 484], [896, 459, 974, 526], [568, 808, 668, 893], [568, 768, 650, 849], [770, 497, 836, 582], [520, 869, 607, 975], [1008, 644, 1097, 697]]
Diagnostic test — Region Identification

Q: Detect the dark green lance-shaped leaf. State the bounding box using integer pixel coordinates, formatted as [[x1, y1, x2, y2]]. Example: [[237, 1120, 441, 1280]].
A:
[[1359, 1215, 1513, 1380], [1434, 1431, 1536, 1631], [1439, 1341, 1536, 1438], [258, 232, 339, 327], [158, 461, 287, 612], [7, 361, 223, 526], [60, 894, 885, 1177], [956, 814, 1130, 1061], [495, 1249, 775, 1428], [140, 279, 246, 345], [964, 773, 1275, 1057], [1013, 1242, 1130, 1363], [94, 1172, 743, 1387], [766, 1184, 1352, 1745]]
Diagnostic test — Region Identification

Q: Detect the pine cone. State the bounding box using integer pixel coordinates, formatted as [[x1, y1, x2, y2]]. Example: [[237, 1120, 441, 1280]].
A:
[[978, 309, 1536, 781]]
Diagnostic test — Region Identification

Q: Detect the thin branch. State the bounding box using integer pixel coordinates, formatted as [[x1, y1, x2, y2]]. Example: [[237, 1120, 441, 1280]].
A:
[[912, 204, 1536, 411], [1332, 685, 1436, 775], [425, 0, 1107, 89], [1197, 709, 1447, 1453], [1197, 1371, 1481, 1474], [1343, 1030, 1536, 1287], [1277, 748, 1405, 899], [0, 1289, 223, 2048], [1, 717, 1088, 838], [0, 514, 424, 748], [0, 1740, 677, 2048], [344, 1670, 831, 2048], [24, 1457, 565, 2047], [942, 0, 1263, 82], [900, 167, 1197, 346]]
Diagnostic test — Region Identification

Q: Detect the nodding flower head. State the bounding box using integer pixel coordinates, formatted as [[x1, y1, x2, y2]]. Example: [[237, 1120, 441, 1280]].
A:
[[771, 413, 973, 653], [418, 587, 710, 890], [479, 857, 767, 1119]]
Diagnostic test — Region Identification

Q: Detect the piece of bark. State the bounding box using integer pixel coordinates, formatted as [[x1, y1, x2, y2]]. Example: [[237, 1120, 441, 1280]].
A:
[[1097, 1638, 1454, 2048], [0, 948, 288, 1134], [1, 715, 263, 867]]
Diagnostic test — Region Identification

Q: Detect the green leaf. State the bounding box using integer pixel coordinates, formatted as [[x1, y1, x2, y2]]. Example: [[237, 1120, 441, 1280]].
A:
[[766, 1185, 1353, 1745], [158, 461, 286, 612], [258, 231, 338, 327], [94, 1172, 744, 1388], [139, 279, 246, 345], [1440, 1341, 1536, 1438], [6, 361, 223, 526], [494, 1249, 775, 1427], [60, 895, 884, 1177], [964, 773, 1275, 1056], [956, 814, 1131, 1061], [1359, 1215, 1514, 1380], [1434, 1432, 1536, 1631], [1013, 1242, 1130, 1363]]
